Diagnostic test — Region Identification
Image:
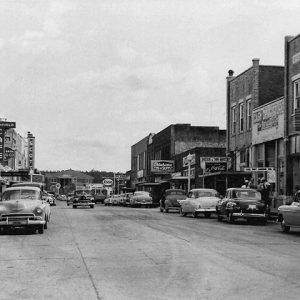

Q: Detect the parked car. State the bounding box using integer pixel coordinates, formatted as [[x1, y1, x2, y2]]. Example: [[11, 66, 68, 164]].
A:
[[278, 200, 300, 232], [130, 191, 153, 207], [160, 189, 186, 213], [216, 188, 267, 224], [0, 186, 50, 234], [72, 189, 95, 209], [179, 188, 220, 218]]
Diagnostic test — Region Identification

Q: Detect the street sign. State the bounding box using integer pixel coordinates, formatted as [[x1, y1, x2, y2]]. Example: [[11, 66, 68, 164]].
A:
[[56, 183, 61, 189], [0, 171, 29, 177], [103, 178, 113, 186], [0, 121, 16, 129]]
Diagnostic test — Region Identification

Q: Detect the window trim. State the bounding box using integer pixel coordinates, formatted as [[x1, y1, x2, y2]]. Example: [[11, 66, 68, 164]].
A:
[[239, 102, 244, 133], [246, 99, 252, 131]]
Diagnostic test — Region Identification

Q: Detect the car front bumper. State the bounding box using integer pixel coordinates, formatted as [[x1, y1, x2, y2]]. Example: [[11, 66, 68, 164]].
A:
[[0, 216, 45, 226]]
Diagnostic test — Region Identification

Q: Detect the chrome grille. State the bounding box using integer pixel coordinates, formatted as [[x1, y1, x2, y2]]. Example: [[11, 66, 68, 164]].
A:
[[0, 213, 35, 221]]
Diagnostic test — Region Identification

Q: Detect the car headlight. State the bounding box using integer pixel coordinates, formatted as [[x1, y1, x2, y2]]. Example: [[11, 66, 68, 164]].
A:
[[36, 208, 43, 214]]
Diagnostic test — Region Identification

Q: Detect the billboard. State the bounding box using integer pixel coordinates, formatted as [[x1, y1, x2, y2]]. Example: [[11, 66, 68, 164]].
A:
[[252, 99, 284, 145], [151, 160, 174, 173]]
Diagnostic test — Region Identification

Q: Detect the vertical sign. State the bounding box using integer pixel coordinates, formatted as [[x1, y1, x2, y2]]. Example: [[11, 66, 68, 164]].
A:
[[0, 121, 16, 164], [27, 132, 35, 170]]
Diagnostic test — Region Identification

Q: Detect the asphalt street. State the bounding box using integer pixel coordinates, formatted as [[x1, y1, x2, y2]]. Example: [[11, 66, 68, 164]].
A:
[[0, 201, 299, 300]]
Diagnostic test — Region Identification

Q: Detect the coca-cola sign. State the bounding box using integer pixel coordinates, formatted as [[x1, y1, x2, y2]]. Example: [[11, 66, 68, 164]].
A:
[[205, 162, 227, 174], [151, 160, 174, 173]]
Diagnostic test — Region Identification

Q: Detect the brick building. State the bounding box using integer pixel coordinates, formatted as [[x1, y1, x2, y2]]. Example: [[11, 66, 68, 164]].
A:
[[284, 34, 300, 195], [131, 124, 226, 203], [226, 59, 284, 174]]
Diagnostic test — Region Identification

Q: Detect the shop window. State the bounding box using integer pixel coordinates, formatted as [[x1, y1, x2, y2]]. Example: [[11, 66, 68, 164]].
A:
[[231, 106, 236, 135], [239, 102, 244, 132], [246, 100, 252, 130], [293, 80, 300, 113]]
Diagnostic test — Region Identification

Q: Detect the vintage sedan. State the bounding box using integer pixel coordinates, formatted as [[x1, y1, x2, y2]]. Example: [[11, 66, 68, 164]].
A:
[[130, 191, 153, 208], [72, 189, 95, 208], [0, 186, 50, 234], [216, 188, 267, 224], [278, 201, 300, 232], [179, 188, 220, 218], [160, 189, 186, 213]]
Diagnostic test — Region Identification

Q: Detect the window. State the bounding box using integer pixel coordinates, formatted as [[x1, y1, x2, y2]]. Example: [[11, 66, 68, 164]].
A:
[[246, 100, 252, 130], [257, 144, 264, 160], [293, 80, 300, 113], [239, 102, 244, 132], [231, 106, 236, 135]]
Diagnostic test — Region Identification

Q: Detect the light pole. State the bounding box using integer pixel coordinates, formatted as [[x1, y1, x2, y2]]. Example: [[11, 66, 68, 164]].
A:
[[187, 153, 193, 193]]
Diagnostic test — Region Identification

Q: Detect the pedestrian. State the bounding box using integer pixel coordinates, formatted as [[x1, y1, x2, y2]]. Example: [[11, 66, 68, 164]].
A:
[[258, 177, 271, 208], [248, 177, 256, 189], [241, 179, 249, 188]]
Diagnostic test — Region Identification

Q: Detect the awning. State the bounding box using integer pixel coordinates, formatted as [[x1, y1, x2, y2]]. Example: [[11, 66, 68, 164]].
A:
[[136, 181, 169, 186], [197, 171, 252, 178]]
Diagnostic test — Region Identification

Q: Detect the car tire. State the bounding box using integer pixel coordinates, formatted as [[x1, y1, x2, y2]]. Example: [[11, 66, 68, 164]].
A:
[[192, 212, 198, 218], [180, 207, 186, 217], [160, 207, 163, 212], [165, 207, 169, 213], [90, 205, 94, 208], [38, 225, 44, 234], [67, 203, 69, 206], [228, 212, 234, 224], [281, 219, 290, 233], [204, 212, 211, 218], [44, 221, 48, 229], [73, 205, 77, 209], [217, 214, 223, 222]]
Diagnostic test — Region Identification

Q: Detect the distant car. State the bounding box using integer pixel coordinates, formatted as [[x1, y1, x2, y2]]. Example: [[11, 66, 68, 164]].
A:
[[278, 199, 300, 233], [131, 191, 153, 208], [72, 189, 95, 209], [104, 195, 113, 206], [216, 188, 267, 224], [179, 189, 220, 218], [160, 189, 186, 213], [118, 194, 127, 206], [45, 194, 56, 206], [0, 186, 50, 234], [67, 193, 74, 206], [125, 193, 133, 206]]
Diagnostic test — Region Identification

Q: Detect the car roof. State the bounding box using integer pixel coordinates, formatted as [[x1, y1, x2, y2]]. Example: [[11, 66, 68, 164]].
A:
[[190, 188, 217, 192], [165, 189, 185, 192], [227, 188, 257, 192], [4, 186, 41, 192]]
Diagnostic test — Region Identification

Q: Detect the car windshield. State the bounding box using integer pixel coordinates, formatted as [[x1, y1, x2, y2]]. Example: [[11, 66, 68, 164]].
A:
[[75, 190, 92, 196], [2, 189, 40, 201], [194, 190, 217, 198], [135, 192, 149, 196], [233, 190, 261, 200]]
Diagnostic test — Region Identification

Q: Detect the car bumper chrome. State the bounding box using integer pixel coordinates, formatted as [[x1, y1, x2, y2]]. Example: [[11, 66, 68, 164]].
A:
[[232, 212, 266, 218], [195, 208, 216, 212], [0, 217, 45, 226]]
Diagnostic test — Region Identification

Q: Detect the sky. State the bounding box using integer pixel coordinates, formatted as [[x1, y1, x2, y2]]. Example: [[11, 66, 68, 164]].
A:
[[1, 0, 300, 172]]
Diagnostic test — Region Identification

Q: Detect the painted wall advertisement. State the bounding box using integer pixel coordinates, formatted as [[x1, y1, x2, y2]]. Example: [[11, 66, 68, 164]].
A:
[[151, 160, 175, 173], [252, 99, 284, 145]]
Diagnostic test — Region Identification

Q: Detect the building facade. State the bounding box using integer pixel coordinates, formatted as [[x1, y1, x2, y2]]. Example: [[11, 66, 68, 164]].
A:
[[226, 59, 284, 174], [284, 34, 300, 195]]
